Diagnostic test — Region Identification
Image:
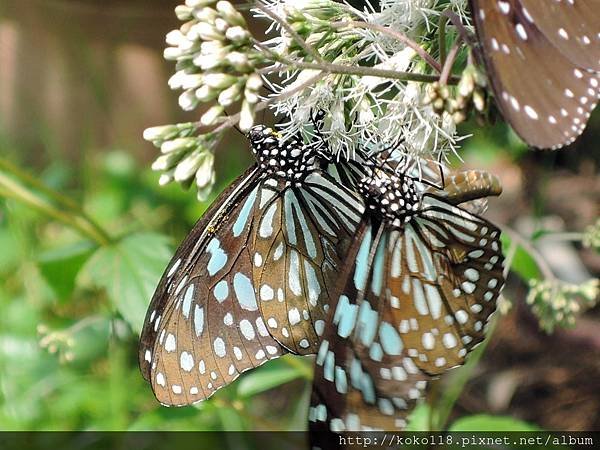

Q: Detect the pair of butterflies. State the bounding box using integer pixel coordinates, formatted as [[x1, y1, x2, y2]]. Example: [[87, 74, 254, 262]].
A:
[[138, 123, 505, 433]]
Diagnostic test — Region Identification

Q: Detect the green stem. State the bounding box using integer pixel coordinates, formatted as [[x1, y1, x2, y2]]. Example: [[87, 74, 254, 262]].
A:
[[331, 20, 442, 73], [263, 60, 457, 84], [0, 169, 111, 246], [282, 355, 313, 380], [501, 225, 556, 283], [432, 317, 498, 430], [438, 14, 449, 66]]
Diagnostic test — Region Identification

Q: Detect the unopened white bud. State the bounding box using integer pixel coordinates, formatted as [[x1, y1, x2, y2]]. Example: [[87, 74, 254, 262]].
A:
[[203, 73, 235, 89], [160, 137, 197, 154], [246, 73, 262, 91], [226, 51, 250, 71], [214, 18, 229, 33], [239, 100, 255, 131], [164, 46, 183, 60], [218, 82, 242, 106], [193, 6, 218, 23], [179, 90, 199, 111], [174, 152, 203, 182], [143, 125, 176, 142], [200, 105, 224, 126], [195, 153, 215, 189], [225, 26, 250, 43], [186, 0, 216, 7], [195, 84, 218, 102], [166, 30, 186, 46], [194, 22, 223, 41], [216, 1, 245, 27], [175, 5, 193, 20]]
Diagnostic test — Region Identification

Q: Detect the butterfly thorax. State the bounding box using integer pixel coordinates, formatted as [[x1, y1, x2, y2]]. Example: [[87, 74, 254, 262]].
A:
[[358, 171, 420, 229], [248, 125, 318, 186]]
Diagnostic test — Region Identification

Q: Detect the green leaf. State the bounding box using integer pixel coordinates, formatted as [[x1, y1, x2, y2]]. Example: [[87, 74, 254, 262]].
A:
[[405, 403, 432, 432], [501, 234, 541, 281], [38, 241, 96, 301], [79, 232, 173, 334], [449, 414, 541, 432], [237, 359, 306, 398]]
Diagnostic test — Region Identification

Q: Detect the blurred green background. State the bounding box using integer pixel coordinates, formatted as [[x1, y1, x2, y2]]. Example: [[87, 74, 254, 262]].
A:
[[0, 0, 599, 436]]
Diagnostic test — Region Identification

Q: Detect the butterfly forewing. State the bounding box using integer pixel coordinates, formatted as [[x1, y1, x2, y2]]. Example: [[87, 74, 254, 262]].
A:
[[470, 0, 600, 149], [140, 126, 364, 406], [520, 0, 600, 71]]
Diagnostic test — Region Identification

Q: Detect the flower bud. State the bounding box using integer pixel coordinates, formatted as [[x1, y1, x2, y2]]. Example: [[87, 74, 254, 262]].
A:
[[195, 153, 215, 189], [194, 22, 223, 41], [143, 125, 178, 142], [216, 1, 245, 27], [175, 5, 193, 20], [160, 137, 197, 154], [226, 51, 250, 71], [166, 30, 186, 46], [195, 84, 218, 102], [152, 152, 182, 171], [186, 0, 217, 7], [174, 152, 204, 182], [214, 18, 229, 33], [218, 82, 242, 106], [225, 26, 250, 43], [200, 105, 224, 126], [238, 100, 255, 131], [193, 6, 218, 23], [179, 89, 199, 111], [203, 73, 236, 89]]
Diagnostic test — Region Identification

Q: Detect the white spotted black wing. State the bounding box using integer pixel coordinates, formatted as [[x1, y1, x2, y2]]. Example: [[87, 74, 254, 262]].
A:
[[309, 195, 504, 432], [139, 166, 363, 406], [470, 0, 600, 149]]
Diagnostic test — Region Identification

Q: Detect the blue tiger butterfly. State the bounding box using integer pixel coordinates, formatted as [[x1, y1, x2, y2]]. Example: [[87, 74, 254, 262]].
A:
[[309, 163, 505, 434], [139, 125, 364, 405]]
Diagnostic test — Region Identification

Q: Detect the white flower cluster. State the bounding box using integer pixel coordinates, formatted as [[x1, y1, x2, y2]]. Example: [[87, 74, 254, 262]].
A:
[[143, 123, 216, 200], [264, 0, 469, 162], [165, 0, 264, 131], [146, 0, 475, 200], [527, 278, 600, 333]]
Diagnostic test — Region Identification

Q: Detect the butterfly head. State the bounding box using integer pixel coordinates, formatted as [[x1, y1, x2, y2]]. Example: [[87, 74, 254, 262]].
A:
[[358, 170, 420, 228], [248, 125, 319, 184]]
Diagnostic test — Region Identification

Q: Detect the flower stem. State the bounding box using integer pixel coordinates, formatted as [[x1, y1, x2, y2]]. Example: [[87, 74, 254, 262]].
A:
[[501, 225, 556, 282], [0, 162, 112, 246], [331, 20, 442, 73]]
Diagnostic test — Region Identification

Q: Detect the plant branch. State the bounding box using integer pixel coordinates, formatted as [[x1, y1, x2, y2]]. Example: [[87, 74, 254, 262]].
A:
[[438, 14, 449, 66], [501, 225, 556, 282], [0, 169, 111, 246], [331, 20, 442, 73], [439, 40, 462, 86], [262, 60, 457, 83]]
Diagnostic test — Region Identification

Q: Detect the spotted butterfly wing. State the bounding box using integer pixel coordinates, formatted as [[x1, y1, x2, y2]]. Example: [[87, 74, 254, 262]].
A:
[[139, 126, 363, 405], [309, 170, 505, 434], [470, 0, 600, 149]]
